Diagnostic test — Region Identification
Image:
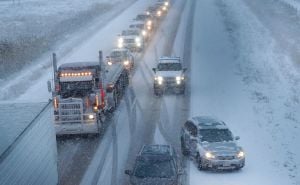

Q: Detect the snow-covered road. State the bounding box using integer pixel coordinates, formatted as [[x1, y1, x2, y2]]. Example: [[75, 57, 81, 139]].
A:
[[1, 0, 300, 184], [189, 0, 300, 184]]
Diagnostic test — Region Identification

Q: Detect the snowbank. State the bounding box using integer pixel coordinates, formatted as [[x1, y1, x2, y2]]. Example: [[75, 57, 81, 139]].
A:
[[0, 102, 58, 185]]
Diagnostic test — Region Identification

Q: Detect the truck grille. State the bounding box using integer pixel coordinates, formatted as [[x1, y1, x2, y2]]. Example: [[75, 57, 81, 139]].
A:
[[57, 98, 83, 123]]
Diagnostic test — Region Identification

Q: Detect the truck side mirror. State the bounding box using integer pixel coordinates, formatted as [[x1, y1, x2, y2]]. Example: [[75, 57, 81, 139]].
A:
[[124, 170, 133, 176], [47, 80, 52, 92], [152, 68, 156, 73]]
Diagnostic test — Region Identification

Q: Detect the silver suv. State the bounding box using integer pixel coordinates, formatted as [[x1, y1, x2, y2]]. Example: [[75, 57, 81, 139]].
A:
[[181, 116, 245, 170], [125, 145, 183, 185]]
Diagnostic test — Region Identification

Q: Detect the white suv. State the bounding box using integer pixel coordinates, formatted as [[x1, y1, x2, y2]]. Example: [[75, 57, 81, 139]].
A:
[[152, 57, 186, 95]]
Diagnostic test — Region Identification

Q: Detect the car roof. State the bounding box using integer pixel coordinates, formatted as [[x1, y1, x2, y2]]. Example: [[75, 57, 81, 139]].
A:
[[189, 116, 228, 130], [140, 144, 172, 156], [158, 56, 181, 63], [138, 145, 174, 161]]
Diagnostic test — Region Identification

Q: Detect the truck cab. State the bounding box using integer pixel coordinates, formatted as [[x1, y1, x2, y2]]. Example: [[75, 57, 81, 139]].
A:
[[152, 57, 186, 95], [50, 52, 129, 135]]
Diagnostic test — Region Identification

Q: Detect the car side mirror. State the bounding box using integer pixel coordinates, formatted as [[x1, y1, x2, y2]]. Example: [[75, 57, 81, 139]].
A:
[[125, 170, 133, 176], [235, 136, 240, 140], [152, 68, 156, 73], [47, 80, 52, 93]]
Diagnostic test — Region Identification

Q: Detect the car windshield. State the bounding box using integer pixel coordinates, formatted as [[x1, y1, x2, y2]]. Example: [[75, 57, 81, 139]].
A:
[[199, 129, 233, 143], [136, 14, 148, 20], [134, 159, 176, 178], [157, 63, 182, 71], [122, 30, 139, 36], [129, 24, 144, 29], [110, 51, 126, 58]]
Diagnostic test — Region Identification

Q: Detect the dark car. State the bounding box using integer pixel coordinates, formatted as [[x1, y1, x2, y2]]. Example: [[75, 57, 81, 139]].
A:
[[125, 145, 183, 185], [181, 116, 245, 171]]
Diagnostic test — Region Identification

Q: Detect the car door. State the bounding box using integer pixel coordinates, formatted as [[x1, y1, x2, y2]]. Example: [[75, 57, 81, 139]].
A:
[[188, 123, 198, 158]]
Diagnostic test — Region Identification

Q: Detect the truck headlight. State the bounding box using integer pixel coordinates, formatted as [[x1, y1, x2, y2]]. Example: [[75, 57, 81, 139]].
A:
[[88, 114, 95, 120], [205, 152, 215, 159], [237, 151, 245, 158]]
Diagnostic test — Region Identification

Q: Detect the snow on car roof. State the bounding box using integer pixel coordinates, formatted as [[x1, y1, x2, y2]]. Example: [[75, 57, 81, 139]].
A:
[[141, 145, 172, 156], [0, 102, 48, 157], [191, 116, 228, 129], [158, 56, 181, 63]]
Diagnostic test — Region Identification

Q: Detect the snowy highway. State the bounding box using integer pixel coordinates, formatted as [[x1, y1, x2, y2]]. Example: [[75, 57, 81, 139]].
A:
[[1, 0, 300, 185]]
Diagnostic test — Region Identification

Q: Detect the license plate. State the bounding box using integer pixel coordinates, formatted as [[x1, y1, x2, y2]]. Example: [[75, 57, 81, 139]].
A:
[[223, 162, 231, 167]]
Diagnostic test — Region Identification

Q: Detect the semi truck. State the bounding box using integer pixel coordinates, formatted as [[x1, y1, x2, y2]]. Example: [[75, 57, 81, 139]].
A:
[[48, 51, 129, 135]]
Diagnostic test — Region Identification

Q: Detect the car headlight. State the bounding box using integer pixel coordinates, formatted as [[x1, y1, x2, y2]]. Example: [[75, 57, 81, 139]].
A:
[[147, 20, 152, 26], [135, 37, 141, 43], [157, 10, 161, 16], [108, 61, 113, 66], [165, 1, 169, 6], [88, 114, 95, 120], [142, 30, 147, 36], [118, 37, 123, 44], [176, 76, 181, 81], [123, 60, 129, 66], [205, 152, 215, 159], [237, 151, 245, 158], [146, 11, 150, 15], [163, 6, 167, 11], [157, 76, 163, 81]]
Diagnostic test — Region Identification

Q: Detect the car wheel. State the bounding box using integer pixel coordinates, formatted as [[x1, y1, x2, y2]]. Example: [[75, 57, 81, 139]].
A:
[[196, 153, 204, 171], [181, 137, 189, 156]]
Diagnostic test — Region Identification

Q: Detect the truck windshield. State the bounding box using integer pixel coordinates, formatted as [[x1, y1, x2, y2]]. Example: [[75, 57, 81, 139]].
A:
[[199, 129, 233, 143], [60, 81, 93, 98], [157, 63, 182, 71]]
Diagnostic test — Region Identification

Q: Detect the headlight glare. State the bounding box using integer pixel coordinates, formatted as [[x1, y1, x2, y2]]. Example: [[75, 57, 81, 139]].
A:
[[237, 151, 245, 158], [205, 152, 215, 159], [88, 114, 95, 120]]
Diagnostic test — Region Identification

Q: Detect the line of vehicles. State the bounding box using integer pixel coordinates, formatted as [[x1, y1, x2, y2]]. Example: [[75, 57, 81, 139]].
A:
[[47, 0, 172, 135], [47, 0, 246, 184]]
